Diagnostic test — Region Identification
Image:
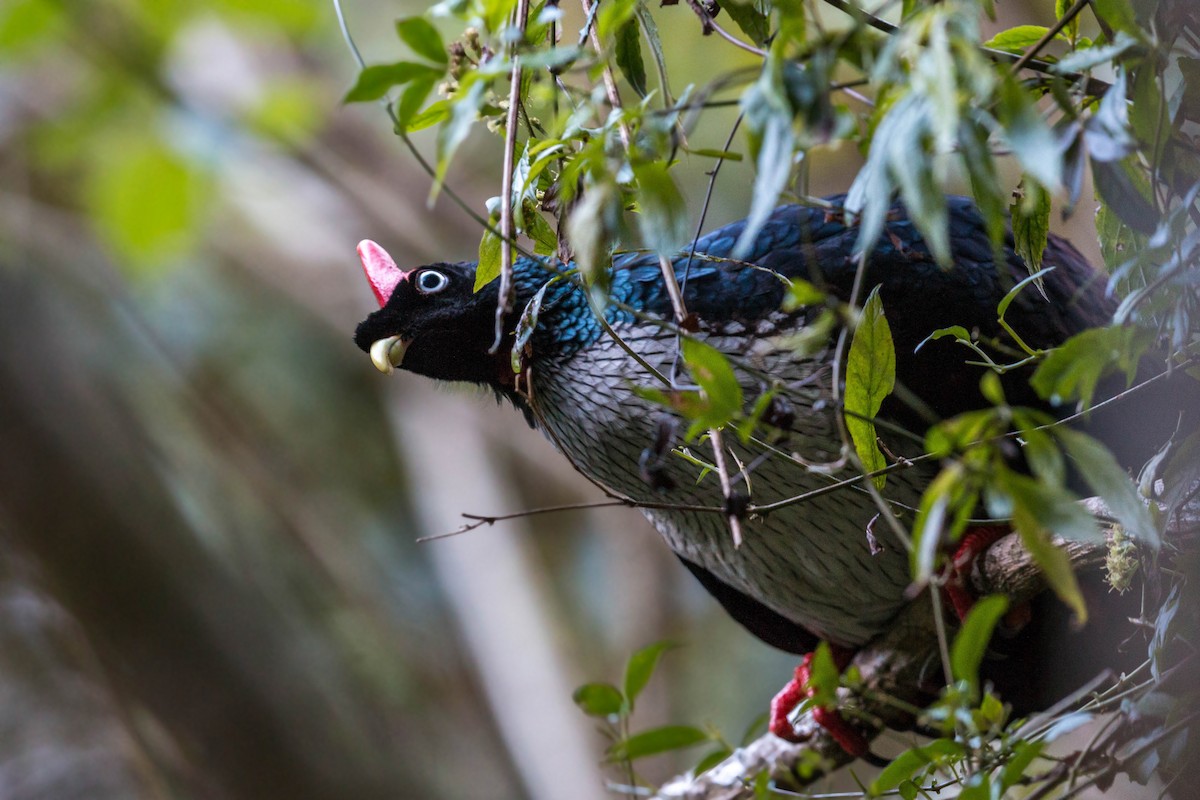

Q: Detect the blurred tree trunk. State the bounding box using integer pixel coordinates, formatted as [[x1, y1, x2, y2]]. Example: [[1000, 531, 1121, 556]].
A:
[[0, 265, 407, 800]]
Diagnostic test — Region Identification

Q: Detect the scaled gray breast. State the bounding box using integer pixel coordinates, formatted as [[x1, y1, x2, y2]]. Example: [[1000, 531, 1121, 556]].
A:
[[528, 319, 926, 647]]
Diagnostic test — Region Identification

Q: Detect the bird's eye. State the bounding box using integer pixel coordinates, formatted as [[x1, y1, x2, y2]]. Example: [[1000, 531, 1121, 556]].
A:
[[415, 269, 451, 295]]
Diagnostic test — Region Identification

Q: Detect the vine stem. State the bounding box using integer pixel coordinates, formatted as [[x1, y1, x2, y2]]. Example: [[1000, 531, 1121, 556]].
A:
[[494, 0, 533, 352]]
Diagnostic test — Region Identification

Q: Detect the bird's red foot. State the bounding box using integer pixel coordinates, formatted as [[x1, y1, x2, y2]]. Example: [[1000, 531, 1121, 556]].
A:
[[941, 524, 1010, 620], [769, 648, 868, 757]]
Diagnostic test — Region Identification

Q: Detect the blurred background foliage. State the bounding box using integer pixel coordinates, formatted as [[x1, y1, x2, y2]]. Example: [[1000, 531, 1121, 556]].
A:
[[0, 0, 1151, 798]]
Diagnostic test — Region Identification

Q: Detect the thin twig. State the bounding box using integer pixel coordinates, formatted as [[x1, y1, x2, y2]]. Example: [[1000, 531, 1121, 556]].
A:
[[748, 453, 923, 515], [708, 429, 745, 546], [416, 500, 633, 541], [1009, 0, 1090, 75]]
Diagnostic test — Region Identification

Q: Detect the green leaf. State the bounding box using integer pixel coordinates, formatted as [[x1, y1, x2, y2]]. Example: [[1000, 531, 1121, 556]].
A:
[[565, 179, 618, 288], [683, 147, 743, 161], [1129, 61, 1168, 163], [774, 0, 805, 44], [918, 325, 972, 351], [682, 338, 743, 433], [481, 0, 518, 33], [1015, 421, 1065, 486], [572, 682, 624, 717], [1092, 158, 1159, 236], [1091, 0, 1139, 35], [870, 747, 932, 795], [806, 642, 839, 708], [395, 16, 448, 64], [1030, 325, 1151, 408], [979, 691, 1007, 727], [1056, 428, 1159, 547], [722, 0, 770, 46], [1000, 740, 1045, 790], [607, 725, 710, 762], [476, 221, 502, 292], [983, 25, 1057, 53], [888, 116, 950, 265], [847, 93, 950, 265], [1085, 71, 1136, 164], [1095, 197, 1144, 272], [1056, 0, 1078, 40], [736, 388, 777, 444], [998, 269, 1051, 321], [957, 775, 993, 800], [1006, 468, 1101, 542], [959, 121, 1006, 256], [526, 208, 558, 256], [614, 19, 647, 97], [632, 161, 688, 257], [869, 739, 965, 796], [999, 470, 1092, 622], [343, 61, 442, 103], [1055, 31, 1140, 73], [623, 641, 673, 707], [998, 79, 1062, 192], [925, 409, 1000, 457], [734, 43, 796, 259], [950, 594, 1009, 698], [911, 462, 978, 584], [781, 278, 824, 311], [845, 285, 895, 488], [403, 99, 451, 133], [596, 0, 638, 41], [396, 75, 440, 132], [1010, 177, 1051, 277]]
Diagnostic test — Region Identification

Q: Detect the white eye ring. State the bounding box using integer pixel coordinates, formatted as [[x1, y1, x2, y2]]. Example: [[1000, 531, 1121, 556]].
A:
[[415, 269, 450, 295]]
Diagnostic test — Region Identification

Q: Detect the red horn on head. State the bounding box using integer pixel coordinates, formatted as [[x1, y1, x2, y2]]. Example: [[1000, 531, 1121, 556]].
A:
[[358, 240, 403, 307]]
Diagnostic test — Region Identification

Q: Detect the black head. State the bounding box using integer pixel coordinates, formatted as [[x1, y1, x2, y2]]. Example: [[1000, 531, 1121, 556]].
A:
[[352, 240, 512, 388]]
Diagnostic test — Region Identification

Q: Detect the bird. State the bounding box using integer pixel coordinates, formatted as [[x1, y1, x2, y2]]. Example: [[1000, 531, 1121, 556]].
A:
[[353, 196, 1179, 753]]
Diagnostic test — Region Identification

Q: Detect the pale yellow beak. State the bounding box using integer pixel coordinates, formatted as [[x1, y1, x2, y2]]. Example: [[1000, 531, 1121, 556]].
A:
[[370, 336, 407, 374]]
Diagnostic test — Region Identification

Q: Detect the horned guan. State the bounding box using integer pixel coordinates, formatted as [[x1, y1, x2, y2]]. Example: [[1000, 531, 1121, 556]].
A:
[[353, 197, 1183, 750]]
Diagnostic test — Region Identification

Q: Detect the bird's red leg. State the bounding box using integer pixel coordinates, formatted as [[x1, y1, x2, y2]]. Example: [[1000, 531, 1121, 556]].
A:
[[769, 646, 868, 757], [941, 524, 1010, 620]]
